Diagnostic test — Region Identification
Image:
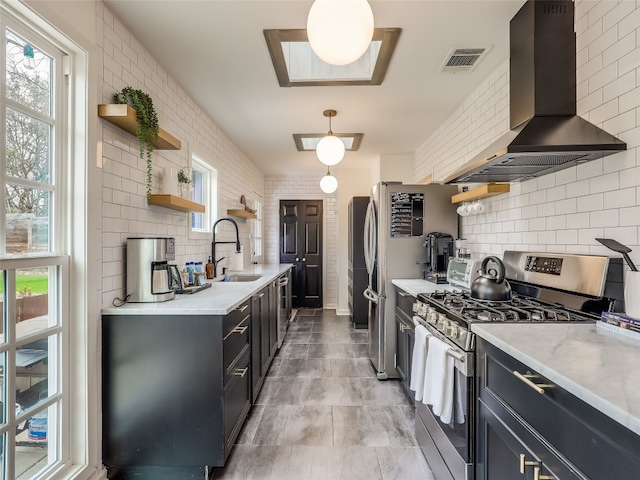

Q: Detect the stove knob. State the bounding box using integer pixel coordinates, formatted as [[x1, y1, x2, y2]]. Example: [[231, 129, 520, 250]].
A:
[[447, 323, 458, 338]]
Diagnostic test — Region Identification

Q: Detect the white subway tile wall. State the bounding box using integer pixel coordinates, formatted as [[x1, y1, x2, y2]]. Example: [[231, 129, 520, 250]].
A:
[[98, 4, 264, 307], [264, 177, 339, 308], [414, 0, 640, 266]]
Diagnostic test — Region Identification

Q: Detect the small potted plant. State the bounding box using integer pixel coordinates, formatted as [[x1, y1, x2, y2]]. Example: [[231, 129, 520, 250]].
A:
[[177, 168, 192, 199], [113, 87, 159, 201]]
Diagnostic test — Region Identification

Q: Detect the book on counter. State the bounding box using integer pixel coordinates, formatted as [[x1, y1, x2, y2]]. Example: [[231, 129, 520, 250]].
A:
[[600, 311, 640, 333]]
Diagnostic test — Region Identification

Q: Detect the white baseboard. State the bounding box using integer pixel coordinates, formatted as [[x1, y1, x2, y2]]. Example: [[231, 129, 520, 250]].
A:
[[336, 308, 351, 316]]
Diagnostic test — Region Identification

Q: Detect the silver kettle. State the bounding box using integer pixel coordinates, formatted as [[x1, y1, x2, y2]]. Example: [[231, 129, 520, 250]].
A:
[[470, 256, 512, 301]]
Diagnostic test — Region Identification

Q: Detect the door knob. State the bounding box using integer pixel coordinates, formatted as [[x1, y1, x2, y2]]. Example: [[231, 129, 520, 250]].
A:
[[296, 257, 299, 261], [302, 257, 306, 261]]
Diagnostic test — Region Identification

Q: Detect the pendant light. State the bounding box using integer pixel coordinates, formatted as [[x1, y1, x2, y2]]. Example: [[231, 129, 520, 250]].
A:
[[307, 0, 375, 66], [316, 109, 345, 166], [320, 167, 338, 193]]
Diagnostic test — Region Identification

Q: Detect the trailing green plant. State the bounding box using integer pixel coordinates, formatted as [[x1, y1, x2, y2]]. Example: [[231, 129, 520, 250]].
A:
[[177, 169, 191, 184], [114, 87, 159, 200]]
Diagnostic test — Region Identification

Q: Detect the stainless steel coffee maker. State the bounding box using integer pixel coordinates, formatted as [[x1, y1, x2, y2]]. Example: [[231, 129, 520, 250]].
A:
[[126, 237, 176, 302]]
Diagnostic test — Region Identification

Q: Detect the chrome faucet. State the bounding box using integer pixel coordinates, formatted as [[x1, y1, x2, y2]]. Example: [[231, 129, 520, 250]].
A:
[[212, 217, 241, 278]]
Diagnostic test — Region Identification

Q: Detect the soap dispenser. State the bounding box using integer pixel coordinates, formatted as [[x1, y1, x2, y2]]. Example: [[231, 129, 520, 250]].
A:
[[205, 256, 214, 279]]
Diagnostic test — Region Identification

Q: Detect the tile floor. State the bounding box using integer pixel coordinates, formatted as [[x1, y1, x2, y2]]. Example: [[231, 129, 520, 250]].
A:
[[213, 309, 435, 480]]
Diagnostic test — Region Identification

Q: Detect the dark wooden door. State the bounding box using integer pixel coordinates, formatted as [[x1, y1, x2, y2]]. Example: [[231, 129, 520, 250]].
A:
[[279, 200, 323, 308]]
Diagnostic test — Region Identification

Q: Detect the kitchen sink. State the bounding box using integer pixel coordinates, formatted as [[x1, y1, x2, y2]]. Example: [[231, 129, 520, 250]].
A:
[[225, 274, 262, 282]]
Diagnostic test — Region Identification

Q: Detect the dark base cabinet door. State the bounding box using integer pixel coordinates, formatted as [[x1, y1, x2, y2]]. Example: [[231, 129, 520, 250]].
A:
[[476, 399, 582, 480]]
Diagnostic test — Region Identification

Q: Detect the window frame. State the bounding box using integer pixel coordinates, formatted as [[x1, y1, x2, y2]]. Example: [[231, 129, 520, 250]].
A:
[[0, 2, 91, 478], [253, 200, 263, 263], [188, 153, 217, 240]]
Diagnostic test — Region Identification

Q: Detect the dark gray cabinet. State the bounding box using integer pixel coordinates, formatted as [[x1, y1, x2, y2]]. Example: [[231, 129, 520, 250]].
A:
[[348, 196, 369, 328], [250, 281, 278, 402], [102, 300, 252, 479], [394, 287, 415, 403], [476, 337, 640, 480]]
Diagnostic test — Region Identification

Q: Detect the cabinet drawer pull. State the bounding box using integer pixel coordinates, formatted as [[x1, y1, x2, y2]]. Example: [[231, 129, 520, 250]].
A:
[[258, 293, 265, 298], [398, 291, 410, 297], [519, 454, 539, 474], [233, 367, 249, 378], [235, 304, 248, 312], [233, 326, 248, 335], [534, 466, 555, 480], [513, 371, 552, 394]]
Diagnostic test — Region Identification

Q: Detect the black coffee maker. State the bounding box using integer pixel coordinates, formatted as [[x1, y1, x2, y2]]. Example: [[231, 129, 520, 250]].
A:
[[423, 232, 454, 283]]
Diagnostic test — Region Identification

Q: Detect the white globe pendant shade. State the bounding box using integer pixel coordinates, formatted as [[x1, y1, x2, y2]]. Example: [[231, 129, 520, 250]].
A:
[[307, 0, 375, 66], [316, 133, 345, 166], [320, 172, 338, 193]]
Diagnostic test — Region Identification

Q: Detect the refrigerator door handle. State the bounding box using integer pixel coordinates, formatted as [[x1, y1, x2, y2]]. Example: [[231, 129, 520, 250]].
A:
[[364, 201, 377, 275], [363, 201, 371, 273], [363, 287, 379, 304]]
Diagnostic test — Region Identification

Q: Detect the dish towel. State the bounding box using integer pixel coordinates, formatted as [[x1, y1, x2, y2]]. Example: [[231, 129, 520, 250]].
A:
[[422, 335, 456, 424], [410, 322, 430, 401]]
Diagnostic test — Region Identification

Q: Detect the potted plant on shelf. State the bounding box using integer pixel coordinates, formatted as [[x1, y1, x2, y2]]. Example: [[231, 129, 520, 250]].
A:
[[177, 168, 192, 199], [113, 87, 159, 201]]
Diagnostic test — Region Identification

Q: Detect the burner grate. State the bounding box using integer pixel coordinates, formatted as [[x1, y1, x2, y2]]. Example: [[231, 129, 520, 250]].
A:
[[417, 290, 597, 324]]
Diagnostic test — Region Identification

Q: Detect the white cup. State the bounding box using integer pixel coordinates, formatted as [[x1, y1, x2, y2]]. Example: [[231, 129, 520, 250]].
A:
[[625, 271, 640, 319], [473, 201, 486, 214], [456, 204, 467, 216]]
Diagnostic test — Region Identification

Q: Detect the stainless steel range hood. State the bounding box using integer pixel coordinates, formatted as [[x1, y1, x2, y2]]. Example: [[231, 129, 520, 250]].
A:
[[445, 0, 626, 184]]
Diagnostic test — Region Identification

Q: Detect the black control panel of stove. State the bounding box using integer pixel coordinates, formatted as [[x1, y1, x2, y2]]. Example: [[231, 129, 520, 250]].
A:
[[525, 255, 563, 276]]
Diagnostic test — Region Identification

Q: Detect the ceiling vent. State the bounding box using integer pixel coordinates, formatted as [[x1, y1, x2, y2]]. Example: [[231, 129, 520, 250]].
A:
[[440, 46, 491, 73]]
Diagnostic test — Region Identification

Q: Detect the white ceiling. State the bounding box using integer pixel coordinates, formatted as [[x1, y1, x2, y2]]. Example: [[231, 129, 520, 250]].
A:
[[103, 0, 526, 177]]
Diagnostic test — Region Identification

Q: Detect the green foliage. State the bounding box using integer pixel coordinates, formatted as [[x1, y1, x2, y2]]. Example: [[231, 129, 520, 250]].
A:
[[0, 274, 48, 295], [177, 169, 191, 184], [114, 87, 159, 200]]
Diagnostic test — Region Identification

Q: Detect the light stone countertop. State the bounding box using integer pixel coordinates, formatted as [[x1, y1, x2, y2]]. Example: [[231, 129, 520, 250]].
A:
[[472, 323, 640, 437], [101, 264, 293, 316], [391, 278, 459, 297]]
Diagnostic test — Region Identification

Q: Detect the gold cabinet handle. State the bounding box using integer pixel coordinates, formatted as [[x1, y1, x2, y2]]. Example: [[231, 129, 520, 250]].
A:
[[513, 371, 552, 394], [233, 367, 248, 378], [519, 454, 539, 474], [235, 304, 248, 312], [534, 466, 555, 480], [224, 323, 248, 340]]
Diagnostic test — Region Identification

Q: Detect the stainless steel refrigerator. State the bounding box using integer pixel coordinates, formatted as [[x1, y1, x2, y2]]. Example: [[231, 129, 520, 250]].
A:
[[363, 182, 458, 379]]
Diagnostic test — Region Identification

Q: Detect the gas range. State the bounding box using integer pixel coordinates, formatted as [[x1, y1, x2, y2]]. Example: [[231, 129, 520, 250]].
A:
[[412, 250, 625, 351], [413, 289, 598, 351]]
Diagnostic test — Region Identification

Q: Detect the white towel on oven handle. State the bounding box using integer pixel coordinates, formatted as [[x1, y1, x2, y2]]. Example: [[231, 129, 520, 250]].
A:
[[454, 369, 466, 424], [422, 335, 457, 424], [410, 321, 430, 401]]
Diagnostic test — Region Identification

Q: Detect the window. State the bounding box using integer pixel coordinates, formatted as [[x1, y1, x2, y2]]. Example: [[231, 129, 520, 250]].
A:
[[1, 16, 69, 479], [253, 200, 263, 263], [190, 154, 217, 236]]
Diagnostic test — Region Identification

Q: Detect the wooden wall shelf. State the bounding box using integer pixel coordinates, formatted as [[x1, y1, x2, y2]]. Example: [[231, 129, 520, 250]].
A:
[[451, 183, 510, 203], [227, 209, 257, 219], [98, 104, 182, 150], [149, 194, 205, 213]]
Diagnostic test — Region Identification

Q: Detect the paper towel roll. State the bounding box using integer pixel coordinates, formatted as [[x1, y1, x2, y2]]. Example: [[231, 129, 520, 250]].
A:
[[625, 271, 640, 319], [229, 247, 244, 272]]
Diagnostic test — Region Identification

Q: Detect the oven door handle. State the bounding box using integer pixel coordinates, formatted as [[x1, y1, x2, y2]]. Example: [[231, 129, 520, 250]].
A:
[[447, 348, 466, 362]]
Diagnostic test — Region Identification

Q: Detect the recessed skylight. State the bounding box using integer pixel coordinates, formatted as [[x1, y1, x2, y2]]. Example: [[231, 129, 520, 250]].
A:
[[264, 28, 401, 87], [293, 133, 363, 152]]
